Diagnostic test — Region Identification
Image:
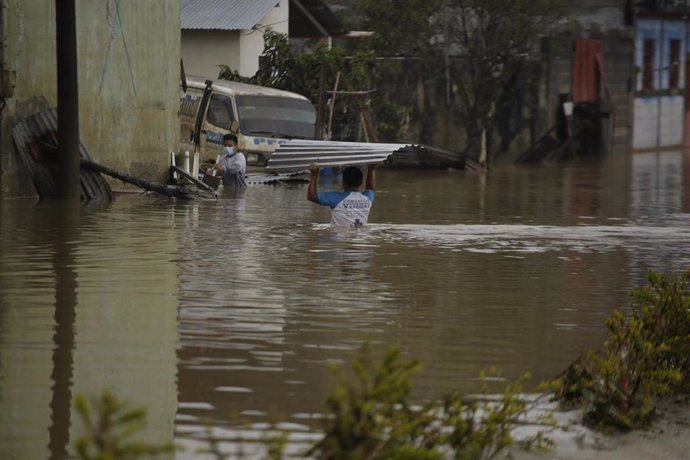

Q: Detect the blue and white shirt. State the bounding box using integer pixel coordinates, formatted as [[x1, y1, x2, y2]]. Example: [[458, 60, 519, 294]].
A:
[[316, 190, 374, 228]]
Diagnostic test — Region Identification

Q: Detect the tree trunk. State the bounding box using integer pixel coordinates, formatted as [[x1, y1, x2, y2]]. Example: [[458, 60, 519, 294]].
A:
[[478, 128, 487, 167]]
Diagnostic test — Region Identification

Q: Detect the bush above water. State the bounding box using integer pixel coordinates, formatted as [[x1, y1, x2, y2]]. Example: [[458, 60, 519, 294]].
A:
[[553, 271, 690, 431], [308, 344, 554, 459]]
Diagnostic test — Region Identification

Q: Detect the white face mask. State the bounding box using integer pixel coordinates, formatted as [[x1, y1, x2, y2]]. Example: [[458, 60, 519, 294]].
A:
[[223, 146, 235, 156]]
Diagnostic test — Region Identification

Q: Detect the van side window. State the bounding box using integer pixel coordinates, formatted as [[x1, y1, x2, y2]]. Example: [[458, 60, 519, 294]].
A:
[[207, 95, 235, 129]]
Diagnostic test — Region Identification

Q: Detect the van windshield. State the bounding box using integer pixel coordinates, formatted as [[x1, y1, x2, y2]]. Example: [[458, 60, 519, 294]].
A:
[[236, 95, 316, 139]]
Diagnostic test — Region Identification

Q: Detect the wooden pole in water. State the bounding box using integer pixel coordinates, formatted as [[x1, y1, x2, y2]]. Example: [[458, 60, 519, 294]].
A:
[[55, 0, 81, 199]]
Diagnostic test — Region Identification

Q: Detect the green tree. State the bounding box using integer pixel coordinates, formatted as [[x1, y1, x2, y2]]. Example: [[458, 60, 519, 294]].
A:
[[343, 0, 569, 163], [448, 0, 568, 165], [219, 30, 346, 106], [347, 0, 443, 56], [342, 0, 446, 143], [219, 30, 382, 141]]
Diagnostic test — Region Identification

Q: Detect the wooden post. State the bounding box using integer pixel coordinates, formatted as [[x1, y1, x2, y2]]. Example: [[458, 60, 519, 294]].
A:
[[327, 71, 341, 140], [479, 128, 487, 167], [359, 111, 370, 143], [55, 0, 81, 199], [315, 63, 326, 140]]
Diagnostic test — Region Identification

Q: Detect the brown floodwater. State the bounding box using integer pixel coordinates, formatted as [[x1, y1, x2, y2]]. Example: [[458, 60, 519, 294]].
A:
[[1, 151, 690, 458]]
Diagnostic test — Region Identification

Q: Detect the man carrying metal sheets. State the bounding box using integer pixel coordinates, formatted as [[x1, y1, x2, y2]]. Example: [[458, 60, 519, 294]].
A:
[[307, 162, 376, 228]]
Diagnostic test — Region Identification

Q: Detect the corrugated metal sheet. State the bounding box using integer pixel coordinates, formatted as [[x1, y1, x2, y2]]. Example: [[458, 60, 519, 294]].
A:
[[181, 0, 277, 30], [265, 140, 478, 172], [265, 140, 416, 172]]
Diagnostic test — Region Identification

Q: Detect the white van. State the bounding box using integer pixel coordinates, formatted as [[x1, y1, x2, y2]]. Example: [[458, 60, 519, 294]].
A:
[[179, 76, 317, 169]]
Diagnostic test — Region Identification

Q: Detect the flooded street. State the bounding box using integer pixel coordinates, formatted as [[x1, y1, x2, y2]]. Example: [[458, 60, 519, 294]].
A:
[[2, 152, 690, 458]]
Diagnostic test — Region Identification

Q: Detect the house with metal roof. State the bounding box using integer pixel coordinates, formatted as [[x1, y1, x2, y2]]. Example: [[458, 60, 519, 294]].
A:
[[181, 0, 347, 79]]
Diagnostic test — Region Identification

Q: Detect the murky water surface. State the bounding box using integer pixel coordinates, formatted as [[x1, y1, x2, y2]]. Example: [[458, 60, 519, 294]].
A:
[[1, 152, 690, 458]]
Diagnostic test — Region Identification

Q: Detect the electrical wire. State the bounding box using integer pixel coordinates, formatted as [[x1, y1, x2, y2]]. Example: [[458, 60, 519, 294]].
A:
[[240, 18, 290, 36]]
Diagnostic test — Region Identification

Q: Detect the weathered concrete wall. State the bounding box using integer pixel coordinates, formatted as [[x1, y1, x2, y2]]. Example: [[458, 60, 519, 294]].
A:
[[0, 0, 180, 198], [603, 28, 636, 154], [181, 30, 240, 79]]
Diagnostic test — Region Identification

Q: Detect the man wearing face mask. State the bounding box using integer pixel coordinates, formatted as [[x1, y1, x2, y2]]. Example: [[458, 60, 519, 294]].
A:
[[214, 133, 247, 189]]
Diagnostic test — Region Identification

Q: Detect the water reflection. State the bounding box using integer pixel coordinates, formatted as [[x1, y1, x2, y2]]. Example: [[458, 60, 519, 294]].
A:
[[0, 200, 84, 459], [631, 150, 687, 217], [0, 198, 179, 459], [48, 200, 80, 460], [305, 229, 376, 284], [169, 160, 690, 457], [1, 157, 690, 458]]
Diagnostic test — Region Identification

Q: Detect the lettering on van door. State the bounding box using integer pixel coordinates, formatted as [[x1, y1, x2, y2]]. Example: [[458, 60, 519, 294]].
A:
[[252, 138, 289, 146], [206, 131, 223, 144]]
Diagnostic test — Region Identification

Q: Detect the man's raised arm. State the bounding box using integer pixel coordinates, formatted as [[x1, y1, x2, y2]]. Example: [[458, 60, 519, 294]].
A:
[[307, 162, 319, 203], [365, 164, 377, 191]]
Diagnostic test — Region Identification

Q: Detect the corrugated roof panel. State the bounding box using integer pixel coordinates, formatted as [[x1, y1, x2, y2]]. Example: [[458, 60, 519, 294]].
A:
[[265, 140, 475, 172], [181, 0, 278, 30], [265, 140, 414, 172]]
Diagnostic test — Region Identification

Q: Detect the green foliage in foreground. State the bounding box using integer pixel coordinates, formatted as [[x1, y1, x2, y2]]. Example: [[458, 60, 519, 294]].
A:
[[74, 390, 173, 460], [308, 344, 554, 460], [553, 271, 690, 431], [74, 346, 553, 459]]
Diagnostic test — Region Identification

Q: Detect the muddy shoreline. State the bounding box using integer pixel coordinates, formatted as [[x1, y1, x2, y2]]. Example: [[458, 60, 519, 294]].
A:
[[512, 398, 690, 460]]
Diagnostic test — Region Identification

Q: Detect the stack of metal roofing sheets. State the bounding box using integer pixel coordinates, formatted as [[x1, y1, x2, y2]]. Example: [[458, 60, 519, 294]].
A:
[[264, 140, 413, 172]]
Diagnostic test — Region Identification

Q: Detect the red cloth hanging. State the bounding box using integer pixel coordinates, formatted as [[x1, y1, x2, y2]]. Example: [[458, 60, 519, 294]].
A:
[[572, 39, 606, 103]]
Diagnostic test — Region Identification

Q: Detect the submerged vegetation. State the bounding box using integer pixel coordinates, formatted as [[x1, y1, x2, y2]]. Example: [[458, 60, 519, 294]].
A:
[[73, 271, 690, 457]]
